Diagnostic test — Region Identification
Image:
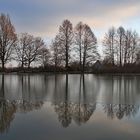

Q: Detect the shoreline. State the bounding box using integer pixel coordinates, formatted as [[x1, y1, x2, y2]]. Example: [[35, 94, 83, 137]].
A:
[[1, 71, 140, 75]]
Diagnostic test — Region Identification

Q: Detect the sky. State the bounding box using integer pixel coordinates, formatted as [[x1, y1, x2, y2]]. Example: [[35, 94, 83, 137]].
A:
[[1, 0, 140, 43]]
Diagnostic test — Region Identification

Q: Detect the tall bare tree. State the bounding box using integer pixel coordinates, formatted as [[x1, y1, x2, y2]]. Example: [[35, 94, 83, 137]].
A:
[[74, 22, 84, 69], [116, 26, 125, 66], [74, 23, 99, 72], [58, 20, 73, 71], [38, 46, 50, 68], [0, 13, 16, 71], [15, 33, 31, 68], [51, 35, 64, 71], [103, 27, 116, 65], [124, 30, 138, 64], [103, 27, 139, 66], [82, 24, 98, 72]]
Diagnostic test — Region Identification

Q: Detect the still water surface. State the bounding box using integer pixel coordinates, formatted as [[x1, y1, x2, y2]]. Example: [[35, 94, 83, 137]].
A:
[[0, 74, 140, 140]]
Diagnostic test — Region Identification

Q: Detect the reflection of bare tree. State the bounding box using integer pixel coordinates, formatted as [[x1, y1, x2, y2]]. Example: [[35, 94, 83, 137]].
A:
[[0, 100, 16, 133], [54, 74, 96, 127], [17, 100, 44, 113], [72, 75, 96, 125], [72, 104, 96, 125], [16, 76, 44, 113], [18, 74, 47, 104], [103, 104, 139, 120], [0, 75, 44, 133], [0, 99, 43, 133], [54, 102, 72, 128], [0, 75, 5, 98], [0, 74, 140, 131], [102, 76, 140, 120], [54, 74, 72, 128], [0, 75, 16, 133]]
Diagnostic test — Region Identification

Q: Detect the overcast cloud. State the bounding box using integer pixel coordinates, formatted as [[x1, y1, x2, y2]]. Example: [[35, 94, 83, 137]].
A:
[[1, 0, 140, 41]]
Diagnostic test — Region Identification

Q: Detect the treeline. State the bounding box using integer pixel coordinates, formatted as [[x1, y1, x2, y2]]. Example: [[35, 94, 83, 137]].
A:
[[0, 13, 140, 73], [103, 27, 139, 66]]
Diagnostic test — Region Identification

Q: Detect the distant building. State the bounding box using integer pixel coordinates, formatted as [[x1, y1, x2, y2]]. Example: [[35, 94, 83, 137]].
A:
[[93, 60, 102, 71], [136, 52, 140, 65]]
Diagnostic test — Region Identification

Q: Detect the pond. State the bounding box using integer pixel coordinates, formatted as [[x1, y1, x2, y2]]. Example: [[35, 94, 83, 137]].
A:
[[0, 74, 140, 140]]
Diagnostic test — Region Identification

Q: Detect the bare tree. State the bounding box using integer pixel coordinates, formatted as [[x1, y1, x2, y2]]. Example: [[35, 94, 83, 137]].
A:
[[0, 13, 17, 71], [127, 31, 138, 64], [51, 35, 64, 71], [58, 20, 73, 71], [82, 24, 98, 72], [103, 27, 139, 66], [24, 36, 44, 68], [38, 46, 50, 68], [15, 33, 31, 68], [103, 27, 116, 65], [74, 23, 99, 72], [122, 30, 138, 66], [74, 22, 84, 69], [116, 26, 125, 66]]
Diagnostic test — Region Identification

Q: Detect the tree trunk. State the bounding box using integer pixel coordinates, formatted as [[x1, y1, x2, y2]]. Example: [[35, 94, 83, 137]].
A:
[[82, 51, 86, 73], [111, 36, 115, 66], [0, 74, 5, 98], [120, 38, 122, 67], [21, 61, 24, 69], [28, 62, 30, 69], [66, 45, 68, 71], [2, 61, 5, 72], [55, 60, 57, 73], [65, 73, 68, 101], [82, 59, 85, 73], [80, 44, 82, 70]]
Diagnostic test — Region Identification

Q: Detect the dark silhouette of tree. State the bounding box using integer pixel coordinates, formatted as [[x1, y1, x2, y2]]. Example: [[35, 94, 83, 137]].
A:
[[82, 24, 99, 72], [103, 27, 116, 65], [58, 20, 73, 71], [74, 23, 99, 72], [15, 33, 44, 69], [116, 26, 126, 67], [0, 13, 17, 71], [51, 35, 64, 71], [15, 33, 31, 68], [103, 27, 139, 67], [74, 22, 84, 70], [124, 30, 138, 65], [24, 36, 44, 69], [1, 13, 140, 72], [38, 46, 50, 68]]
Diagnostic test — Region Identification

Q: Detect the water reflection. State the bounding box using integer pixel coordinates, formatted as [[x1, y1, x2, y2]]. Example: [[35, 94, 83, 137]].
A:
[[0, 74, 140, 133], [103, 104, 139, 120], [0, 75, 44, 133], [0, 99, 16, 133], [53, 74, 96, 127]]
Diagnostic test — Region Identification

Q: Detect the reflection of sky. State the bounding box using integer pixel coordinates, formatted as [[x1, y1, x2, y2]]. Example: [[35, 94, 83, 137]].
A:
[[0, 0, 140, 42], [0, 102, 140, 140], [0, 74, 140, 139]]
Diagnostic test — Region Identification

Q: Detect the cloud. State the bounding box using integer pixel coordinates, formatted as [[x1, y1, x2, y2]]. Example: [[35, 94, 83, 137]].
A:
[[0, 0, 140, 40]]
